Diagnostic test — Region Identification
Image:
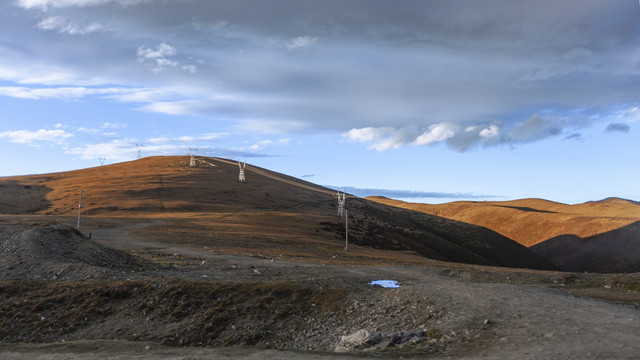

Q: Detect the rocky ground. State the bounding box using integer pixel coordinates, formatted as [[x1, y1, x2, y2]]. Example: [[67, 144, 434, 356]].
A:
[[1, 218, 639, 359]]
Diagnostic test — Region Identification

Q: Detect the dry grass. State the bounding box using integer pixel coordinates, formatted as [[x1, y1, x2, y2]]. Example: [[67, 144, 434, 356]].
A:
[[368, 196, 640, 247]]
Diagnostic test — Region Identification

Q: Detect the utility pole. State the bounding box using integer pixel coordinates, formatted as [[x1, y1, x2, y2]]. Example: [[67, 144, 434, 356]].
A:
[[77, 189, 83, 230]]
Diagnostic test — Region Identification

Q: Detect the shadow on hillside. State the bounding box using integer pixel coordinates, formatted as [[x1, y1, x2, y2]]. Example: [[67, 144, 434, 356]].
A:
[[531, 221, 640, 273], [0, 180, 52, 214], [493, 205, 557, 214], [341, 198, 557, 271]]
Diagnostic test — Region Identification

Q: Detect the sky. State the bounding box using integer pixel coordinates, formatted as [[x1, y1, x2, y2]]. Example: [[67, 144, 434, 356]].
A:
[[0, 0, 639, 204]]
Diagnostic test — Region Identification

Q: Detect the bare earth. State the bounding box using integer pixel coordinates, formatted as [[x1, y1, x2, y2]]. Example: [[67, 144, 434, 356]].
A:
[[1, 216, 639, 359]]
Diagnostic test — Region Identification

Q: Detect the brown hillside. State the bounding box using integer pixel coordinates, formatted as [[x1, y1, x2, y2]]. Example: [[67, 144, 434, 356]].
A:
[[368, 196, 640, 248], [0, 156, 554, 270], [531, 221, 640, 273]]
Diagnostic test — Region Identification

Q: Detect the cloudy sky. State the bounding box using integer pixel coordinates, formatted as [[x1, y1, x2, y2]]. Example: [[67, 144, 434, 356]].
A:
[[1, 0, 639, 204]]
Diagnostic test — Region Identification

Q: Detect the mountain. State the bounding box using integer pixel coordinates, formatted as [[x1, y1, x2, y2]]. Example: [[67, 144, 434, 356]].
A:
[[369, 196, 640, 272], [0, 156, 555, 270], [368, 196, 640, 247]]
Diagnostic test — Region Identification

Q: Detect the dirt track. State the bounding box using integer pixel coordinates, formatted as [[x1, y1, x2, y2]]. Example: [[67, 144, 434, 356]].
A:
[[1, 263, 639, 359]]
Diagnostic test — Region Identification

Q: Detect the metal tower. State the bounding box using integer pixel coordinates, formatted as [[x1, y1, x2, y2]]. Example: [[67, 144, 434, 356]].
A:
[[135, 143, 143, 159], [337, 191, 346, 218], [189, 147, 198, 168], [238, 161, 246, 183]]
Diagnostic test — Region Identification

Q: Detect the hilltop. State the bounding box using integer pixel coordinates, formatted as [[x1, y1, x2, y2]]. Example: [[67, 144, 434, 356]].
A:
[[368, 196, 640, 273]]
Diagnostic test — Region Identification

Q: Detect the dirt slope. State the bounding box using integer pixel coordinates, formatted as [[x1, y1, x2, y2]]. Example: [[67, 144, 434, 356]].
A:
[[0, 223, 154, 280], [0, 156, 553, 270]]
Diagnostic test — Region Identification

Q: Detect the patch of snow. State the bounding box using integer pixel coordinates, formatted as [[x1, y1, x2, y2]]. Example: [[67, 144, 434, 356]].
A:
[[368, 280, 401, 288]]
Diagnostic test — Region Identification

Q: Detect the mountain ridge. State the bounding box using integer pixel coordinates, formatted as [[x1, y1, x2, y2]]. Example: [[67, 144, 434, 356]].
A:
[[368, 196, 640, 272]]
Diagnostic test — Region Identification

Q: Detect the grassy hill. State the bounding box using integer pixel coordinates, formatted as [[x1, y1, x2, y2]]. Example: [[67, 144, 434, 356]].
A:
[[369, 196, 640, 272], [0, 156, 555, 270]]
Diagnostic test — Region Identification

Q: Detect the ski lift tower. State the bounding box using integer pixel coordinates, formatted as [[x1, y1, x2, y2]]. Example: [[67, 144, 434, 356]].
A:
[[337, 191, 346, 218], [238, 161, 246, 183], [238, 161, 247, 183], [189, 147, 198, 168], [136, 143, 143, 159]]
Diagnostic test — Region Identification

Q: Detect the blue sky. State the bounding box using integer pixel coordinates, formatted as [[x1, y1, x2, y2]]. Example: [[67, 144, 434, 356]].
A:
[[0, 0, 639, 204]]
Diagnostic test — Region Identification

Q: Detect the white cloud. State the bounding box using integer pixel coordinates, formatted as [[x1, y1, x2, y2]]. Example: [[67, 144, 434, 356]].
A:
[[0, 86, 184, 105], [69, 138, 138, 160], [345, 126, 423, 151], [479, 125, 500, 138], [76, 127, 100, 134], [346, 123, 503, 151], [0, 86, 88, 100], [616, 106, 640, 123], [182, 65, 197, 74], [0, 129, 72, 145], [0, 63, 92, 86], [18, 0, 151, 10], [148, 133, 227, 145], [413, 123, 458, 146], [345, 127, 394, 143], [105, 88, 186, 103], [69, 136, 230, 162], [37, 16, 103, 35], [136, 43, 179, 72], [138, 100, 197, 115], [246, 138, 291, 151], [100, 122, 126, 129], [0, 86, 148, 101], [287, 36, 318, 50]]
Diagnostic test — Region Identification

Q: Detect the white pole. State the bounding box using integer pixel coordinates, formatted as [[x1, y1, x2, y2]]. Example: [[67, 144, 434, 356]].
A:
[[77, 189, 83, 230], [345, 209, 349, 251]]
